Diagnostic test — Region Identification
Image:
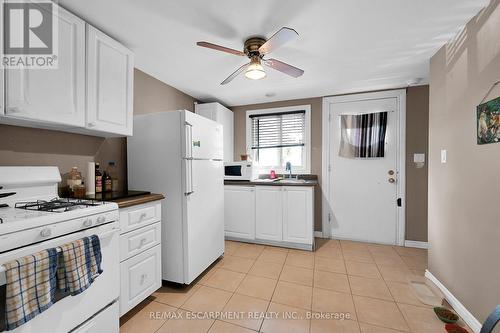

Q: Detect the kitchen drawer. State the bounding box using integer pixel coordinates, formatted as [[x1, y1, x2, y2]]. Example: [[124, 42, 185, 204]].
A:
[[120, 222, 161, 261], [71, 301, 119, 333], [120, 244, 161, 316], [119, 202, 161, 233]]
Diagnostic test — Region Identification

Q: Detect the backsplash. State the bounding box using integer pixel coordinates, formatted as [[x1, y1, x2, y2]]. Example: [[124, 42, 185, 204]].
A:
[[0, 124, 127, 191]]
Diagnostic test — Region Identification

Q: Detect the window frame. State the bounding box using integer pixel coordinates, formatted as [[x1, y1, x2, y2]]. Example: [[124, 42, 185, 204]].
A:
[[246, 105, 312, 174]]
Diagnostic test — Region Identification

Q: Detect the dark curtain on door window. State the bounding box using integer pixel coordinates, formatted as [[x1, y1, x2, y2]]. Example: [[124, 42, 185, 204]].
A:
[[339, 111, 388, 158]]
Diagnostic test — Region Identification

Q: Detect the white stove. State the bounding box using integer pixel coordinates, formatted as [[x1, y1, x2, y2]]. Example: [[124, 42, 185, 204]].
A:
[[0, 166, 120, 333]]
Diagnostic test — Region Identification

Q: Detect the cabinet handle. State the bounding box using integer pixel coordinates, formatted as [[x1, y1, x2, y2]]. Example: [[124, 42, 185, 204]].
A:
[[87, 122, 96, 127], [140, 212, 147, 219]]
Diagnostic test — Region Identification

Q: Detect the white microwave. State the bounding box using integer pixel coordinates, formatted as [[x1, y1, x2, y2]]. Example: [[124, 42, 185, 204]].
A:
[[224, 161, 259, 180]]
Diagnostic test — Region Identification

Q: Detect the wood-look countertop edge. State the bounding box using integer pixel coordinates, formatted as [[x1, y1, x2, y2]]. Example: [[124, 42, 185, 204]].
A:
[[112, 193, 165, 208]]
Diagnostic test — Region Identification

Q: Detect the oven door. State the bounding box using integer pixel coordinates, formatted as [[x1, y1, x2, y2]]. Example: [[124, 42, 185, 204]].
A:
[[0, 221, 120, 333]]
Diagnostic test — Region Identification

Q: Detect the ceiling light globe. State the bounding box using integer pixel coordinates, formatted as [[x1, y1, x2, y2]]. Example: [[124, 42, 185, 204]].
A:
[[245, 63, 266, 80]]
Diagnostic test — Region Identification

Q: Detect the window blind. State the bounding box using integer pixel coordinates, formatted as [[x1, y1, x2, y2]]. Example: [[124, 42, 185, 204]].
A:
[[250, 110, 306, 149]]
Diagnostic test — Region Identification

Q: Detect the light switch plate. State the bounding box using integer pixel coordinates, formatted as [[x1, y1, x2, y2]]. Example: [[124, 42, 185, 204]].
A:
[[441, 150, 447, 164], [413, 153, 425, 163]]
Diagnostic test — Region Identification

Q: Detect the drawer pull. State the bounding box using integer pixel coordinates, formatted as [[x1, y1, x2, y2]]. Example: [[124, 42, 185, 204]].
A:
[[139, 212, 147, 219], [140, 273, 148, 284]]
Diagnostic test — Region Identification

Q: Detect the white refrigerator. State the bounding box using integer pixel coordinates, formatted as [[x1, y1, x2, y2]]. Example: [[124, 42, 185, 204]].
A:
[[127, 110, 224, 284]]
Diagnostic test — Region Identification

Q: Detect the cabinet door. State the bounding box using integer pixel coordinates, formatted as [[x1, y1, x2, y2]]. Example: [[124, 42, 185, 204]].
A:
[[224, 186, 255, 240], [0, 0, 4, 116], [120, 244, 161, 316], [87, 25, 134, 136], [255, 186, 283, 241], [4, 5, 85, 126], [282, 187, 314, 245]]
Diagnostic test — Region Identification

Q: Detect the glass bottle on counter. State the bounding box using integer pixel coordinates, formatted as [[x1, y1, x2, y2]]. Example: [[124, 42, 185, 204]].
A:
[[103, 171, 112, 192], [95, 163, 103, 193], [107, 161, 119, 191], [67, 167, 82, 195]]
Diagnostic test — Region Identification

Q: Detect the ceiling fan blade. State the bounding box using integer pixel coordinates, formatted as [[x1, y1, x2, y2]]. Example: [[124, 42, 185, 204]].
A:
[[221, 62, 250, 85], [258, 27, 299, 55], [263, 58, 304, 78], [196, 41, 246, 56]]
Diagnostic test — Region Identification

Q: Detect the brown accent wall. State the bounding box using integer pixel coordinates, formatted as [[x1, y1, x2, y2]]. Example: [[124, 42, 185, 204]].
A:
[[406, 85, 429, 242], [231, 88, 429, 239], [231, 98, 324, 231], [0, 68, 196, 189], [428, 0, 500, 322]]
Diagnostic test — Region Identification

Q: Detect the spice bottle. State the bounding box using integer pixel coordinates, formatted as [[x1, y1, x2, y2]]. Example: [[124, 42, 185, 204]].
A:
[[95, 163, 103, 193]]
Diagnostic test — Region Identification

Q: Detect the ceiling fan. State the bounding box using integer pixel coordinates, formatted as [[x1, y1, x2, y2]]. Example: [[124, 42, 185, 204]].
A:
[[196, 27, 304, 85]]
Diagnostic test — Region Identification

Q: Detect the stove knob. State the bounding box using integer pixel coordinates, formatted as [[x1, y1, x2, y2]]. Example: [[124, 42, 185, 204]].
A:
[[83, 219, 93, 227], [97, 216, 106, 224], [40, 228, 52, 238]]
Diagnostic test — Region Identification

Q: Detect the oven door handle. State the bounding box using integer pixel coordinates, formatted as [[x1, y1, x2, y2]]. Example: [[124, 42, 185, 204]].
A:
[[98, 227, 120, 240]]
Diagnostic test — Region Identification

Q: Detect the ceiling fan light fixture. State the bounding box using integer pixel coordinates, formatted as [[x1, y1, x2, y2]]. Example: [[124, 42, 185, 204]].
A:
[[245, 58, 266, 80]]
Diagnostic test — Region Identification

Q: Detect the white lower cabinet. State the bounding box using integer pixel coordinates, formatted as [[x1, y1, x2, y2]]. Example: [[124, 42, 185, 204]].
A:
[[224, 185, 314, 249], [224, 186, 255, 240], [119, 201, 162, 316], [283, 187, 314, 244], [120, 244, 161, 315], [255, 187, 283, 241]]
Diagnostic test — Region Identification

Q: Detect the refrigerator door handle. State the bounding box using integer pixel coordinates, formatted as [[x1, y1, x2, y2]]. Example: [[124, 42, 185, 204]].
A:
[[185, 121, 193, 159], [184, 159, 194, 196]]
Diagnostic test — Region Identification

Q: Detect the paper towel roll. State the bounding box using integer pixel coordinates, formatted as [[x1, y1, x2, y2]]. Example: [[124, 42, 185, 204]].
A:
[[87, 162, 95, 195]]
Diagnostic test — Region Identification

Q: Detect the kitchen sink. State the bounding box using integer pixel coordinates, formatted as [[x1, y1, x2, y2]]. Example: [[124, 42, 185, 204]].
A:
[[277, 178, 308, 184]]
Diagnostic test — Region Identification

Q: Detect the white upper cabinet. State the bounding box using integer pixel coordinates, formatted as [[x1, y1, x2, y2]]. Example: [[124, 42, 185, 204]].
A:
[[86, 25, 134, 136], [0, 0, 4, 115], [282, 186, 314, 244], [4, 6, 86, 126], [195, 102, 234, 162]]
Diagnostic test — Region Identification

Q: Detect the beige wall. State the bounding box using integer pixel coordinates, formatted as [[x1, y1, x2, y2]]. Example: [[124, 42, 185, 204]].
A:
[[406, 85, 429, 242], [231, 89, 429, 239], [428, 0, 500, 322], [0, 68, 196, 189], [231, 98, 324, 231]]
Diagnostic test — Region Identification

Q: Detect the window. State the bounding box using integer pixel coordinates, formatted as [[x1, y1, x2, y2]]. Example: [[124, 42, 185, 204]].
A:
[[246, 105, 311, 174]]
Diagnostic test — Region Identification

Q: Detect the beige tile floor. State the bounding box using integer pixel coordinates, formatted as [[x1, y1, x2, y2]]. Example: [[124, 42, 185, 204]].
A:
[[119, 239, 468, 333]]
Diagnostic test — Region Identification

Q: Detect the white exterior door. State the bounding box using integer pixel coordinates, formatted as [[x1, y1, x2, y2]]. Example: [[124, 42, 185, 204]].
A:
[[87, 25, 134, 135], [283, 187, 314, 244], [4, 6, 86, 126], [224, 186, 255, 240], [255, 186, 283, 241], [324, 90, 405, 245]]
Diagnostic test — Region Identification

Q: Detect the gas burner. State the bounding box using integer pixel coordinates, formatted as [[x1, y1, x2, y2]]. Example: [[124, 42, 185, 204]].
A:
[[15, 198, 104, 213]]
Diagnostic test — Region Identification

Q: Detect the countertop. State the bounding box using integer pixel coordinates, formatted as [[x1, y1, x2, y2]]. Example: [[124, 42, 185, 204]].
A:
[[109, 193, 165, 208], [83, 190, 164, 208], [224, 175, 318, 187]]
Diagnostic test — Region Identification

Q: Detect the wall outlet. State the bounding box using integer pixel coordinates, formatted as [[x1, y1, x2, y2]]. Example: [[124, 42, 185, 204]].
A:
[[441, 150, 447, 164]]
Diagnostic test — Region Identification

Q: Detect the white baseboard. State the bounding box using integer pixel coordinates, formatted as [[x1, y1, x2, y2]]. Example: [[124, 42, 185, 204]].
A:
[[404, 240, 429, 249], [425, 270, 482, 333], [314, 231, 324, 238]]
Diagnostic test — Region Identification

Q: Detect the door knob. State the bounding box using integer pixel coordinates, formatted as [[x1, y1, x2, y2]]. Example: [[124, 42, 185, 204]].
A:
[[388, 170, 395, 175], [388, 178, 396, 183]]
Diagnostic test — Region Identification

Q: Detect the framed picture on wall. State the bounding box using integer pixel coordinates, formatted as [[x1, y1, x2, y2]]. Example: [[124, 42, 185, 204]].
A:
[[477, 96, 500, 145]]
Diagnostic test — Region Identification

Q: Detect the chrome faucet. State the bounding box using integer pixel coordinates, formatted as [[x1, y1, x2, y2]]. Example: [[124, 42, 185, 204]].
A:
[[285, 162, 292, 179]]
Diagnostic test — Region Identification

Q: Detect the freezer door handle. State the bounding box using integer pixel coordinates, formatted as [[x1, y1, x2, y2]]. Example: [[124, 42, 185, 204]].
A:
[[185, 121, 193, 159]]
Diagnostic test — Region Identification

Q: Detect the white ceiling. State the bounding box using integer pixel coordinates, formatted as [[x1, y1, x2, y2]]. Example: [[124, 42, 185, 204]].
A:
[[60, 0, 488, 106]]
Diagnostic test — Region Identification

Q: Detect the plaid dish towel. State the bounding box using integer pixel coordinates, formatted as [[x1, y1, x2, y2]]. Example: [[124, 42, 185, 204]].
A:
[[57, 235, 103, 296], [3, 248, 58, 330]]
